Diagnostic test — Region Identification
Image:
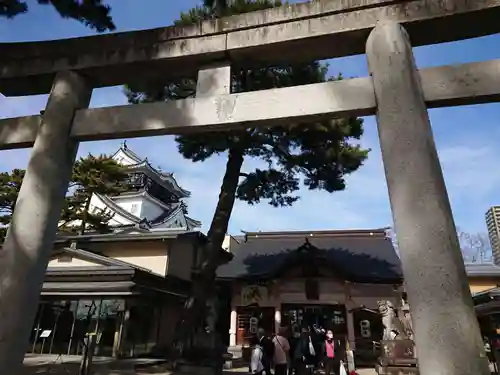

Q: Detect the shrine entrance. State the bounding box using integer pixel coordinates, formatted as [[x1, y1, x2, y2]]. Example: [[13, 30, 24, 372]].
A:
[[236, 305, 275, 346], [281, 304, 347, 336]]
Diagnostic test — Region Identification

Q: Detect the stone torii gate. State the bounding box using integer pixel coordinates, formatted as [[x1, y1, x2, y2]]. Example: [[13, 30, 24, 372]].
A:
[[1, 0, 500, 374]]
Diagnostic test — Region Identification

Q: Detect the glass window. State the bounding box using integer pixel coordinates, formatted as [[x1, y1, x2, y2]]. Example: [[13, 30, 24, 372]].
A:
[[32, 300, 76, 355], [28, 304, 45, 353], [72, 300, 102, 355], [96, 300, 125, 357]]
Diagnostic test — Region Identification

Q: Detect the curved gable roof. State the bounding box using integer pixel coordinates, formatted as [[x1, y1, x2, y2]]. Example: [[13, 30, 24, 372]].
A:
[[217, 228, 402, 283], [112, 145, 191, 198]]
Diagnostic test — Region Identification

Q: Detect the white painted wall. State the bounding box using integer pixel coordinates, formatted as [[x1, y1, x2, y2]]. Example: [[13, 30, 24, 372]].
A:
[[47, 240, 197, 279], [105, 244, 169, 276], [138, 197, 164, 221], [88, 194, 138, 226], [222, 235, 240, 252], [112, 149, 139, 166]]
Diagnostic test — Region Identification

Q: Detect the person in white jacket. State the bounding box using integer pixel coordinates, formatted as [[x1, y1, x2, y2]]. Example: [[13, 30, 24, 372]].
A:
[[273, 327, 290, 375], [250, 335, 266, 375]]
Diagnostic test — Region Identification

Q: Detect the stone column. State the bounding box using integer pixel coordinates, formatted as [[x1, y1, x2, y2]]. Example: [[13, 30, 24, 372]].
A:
[[229, 308, 237, 347], [0, 71, 91, 372], [366, 23, 489, 375]]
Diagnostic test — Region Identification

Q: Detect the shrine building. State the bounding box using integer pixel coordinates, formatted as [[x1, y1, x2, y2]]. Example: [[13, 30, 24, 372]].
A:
[[216, 228, 403, 362]]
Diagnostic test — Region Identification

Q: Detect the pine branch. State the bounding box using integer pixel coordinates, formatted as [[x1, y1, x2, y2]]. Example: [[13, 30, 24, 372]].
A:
[[1, 0, 115, 32]]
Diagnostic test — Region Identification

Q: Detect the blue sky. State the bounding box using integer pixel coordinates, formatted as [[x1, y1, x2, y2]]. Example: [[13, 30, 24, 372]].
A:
[[1, 0, 499, 238]]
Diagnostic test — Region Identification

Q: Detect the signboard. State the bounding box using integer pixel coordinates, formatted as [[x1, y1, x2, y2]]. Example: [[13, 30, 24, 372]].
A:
[[360, 320, 371, 338], [40, 330, 52, 338], [241, 285, 268, 306], [249, 317, 259, 334]]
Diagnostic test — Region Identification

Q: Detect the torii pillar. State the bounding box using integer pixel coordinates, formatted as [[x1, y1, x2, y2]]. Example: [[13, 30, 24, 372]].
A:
[[0, 71, 91, 372], [366, 23, 489, 375]]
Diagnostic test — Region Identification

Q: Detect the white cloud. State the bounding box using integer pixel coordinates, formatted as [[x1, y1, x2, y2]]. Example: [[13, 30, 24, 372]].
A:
[[440, 145, 500, 196]]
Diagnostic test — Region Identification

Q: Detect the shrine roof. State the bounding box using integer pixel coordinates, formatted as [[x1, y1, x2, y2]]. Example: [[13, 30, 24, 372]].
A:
[[112, 144, 191, 198], [217, 228, 402, 284], [464, 263, 500, 277]]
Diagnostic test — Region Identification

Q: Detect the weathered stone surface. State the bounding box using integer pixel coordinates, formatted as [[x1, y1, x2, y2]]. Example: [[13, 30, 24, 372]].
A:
[[380, 340, 416, 361], [0, 72, 92, 373], [2, 0, 500, 95], [366, 22, 490, 375], [3, 58, 500, 151]]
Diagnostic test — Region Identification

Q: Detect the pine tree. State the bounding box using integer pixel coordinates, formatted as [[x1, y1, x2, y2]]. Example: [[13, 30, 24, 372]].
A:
[[1, 0, 115, 32], [59, 154, 132, 235], [202, 0, 229, 17], [126, 0, 370, 350], [0, 169, 25, 241], [0, 154, 131, 240]]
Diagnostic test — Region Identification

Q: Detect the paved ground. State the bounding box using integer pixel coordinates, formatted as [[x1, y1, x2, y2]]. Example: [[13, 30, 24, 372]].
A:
[[23, 355, 165, 375], [23, 355, 377, 375]]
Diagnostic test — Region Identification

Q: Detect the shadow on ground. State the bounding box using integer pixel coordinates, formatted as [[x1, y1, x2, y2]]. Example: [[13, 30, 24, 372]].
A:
[[22, 355, 169, 375], [23, 356, 394, 375]]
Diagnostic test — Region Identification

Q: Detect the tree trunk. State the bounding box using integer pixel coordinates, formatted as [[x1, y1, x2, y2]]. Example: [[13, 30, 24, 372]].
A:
[[175, 147, 244, 355]]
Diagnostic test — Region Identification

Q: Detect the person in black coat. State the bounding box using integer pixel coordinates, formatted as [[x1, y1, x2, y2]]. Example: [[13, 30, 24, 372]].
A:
[[319, 330, 342, 375], [293, 327, 319, 375], [257, 328, 274, 375]]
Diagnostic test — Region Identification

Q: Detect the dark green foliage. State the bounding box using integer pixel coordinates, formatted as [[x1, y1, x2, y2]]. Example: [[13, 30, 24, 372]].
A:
[[202, 0, 227, 15], [0, 169, 24, 241], [178, 0, 277, 22], [59, 154, 132, 234], [1, 0, 114, 32], [0, 154, 131, 241], [125, 1, 369, 213]]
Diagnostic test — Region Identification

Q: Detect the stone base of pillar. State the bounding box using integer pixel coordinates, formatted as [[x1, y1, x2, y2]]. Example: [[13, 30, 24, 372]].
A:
[[376, 340, 418, 375]]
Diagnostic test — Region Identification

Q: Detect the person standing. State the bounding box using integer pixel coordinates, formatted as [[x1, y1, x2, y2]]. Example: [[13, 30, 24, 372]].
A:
[[293, 327, 318, 375], [258, 328, 275, 375], [250, 335, 266, 375], [273, 327, 290, 375], [322, 330, 341, 375]]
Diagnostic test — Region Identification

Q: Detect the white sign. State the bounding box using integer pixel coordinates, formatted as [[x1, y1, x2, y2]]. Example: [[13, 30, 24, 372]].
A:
[[360, 320, 371, 338], [249, 317, 259, 334], [40, 330, 52, 338]]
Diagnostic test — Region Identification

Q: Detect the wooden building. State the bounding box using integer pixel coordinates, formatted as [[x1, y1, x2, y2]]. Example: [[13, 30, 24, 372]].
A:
[[27, 230, 231, 358], [216, 228, 403, 357], [25, 144, 211, 358], [468, 264, 500, 347]]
